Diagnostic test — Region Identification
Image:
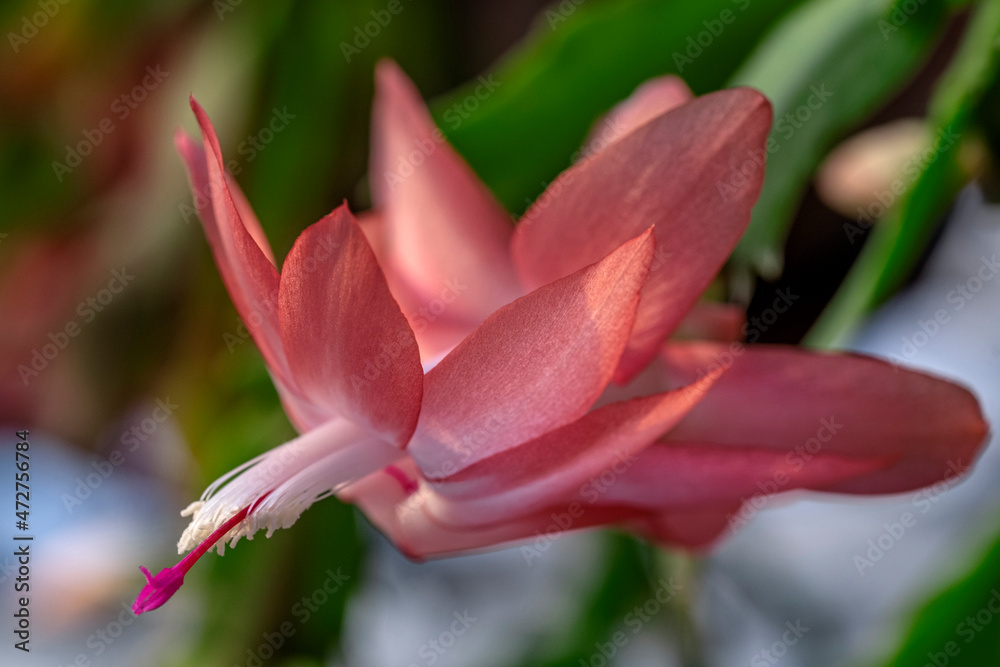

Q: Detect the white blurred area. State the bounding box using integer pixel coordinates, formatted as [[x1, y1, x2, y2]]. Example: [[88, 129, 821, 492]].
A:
[[342, 185, 1000, 667], [0, 402, 198, 666], [341, 529, 608, 667], [703, 185, 1000, 667]]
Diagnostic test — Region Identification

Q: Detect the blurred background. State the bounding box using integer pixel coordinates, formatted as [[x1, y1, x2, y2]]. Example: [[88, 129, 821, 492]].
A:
[[2, 0, 1000, 665]]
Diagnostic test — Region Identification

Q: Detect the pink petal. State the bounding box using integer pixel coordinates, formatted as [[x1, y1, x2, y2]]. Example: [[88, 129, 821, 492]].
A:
[[660, 342, 989, 493], [177, 105, 289, 384], [408, 229, 656, 477], [358, 204, 481, 361], [370, 60, 523, 354], [512, 88, 772, 381], [355, 209, 385, 263], [416, 434, 881, 548], [596, 441, 888, 509], [226, 167, 276, 267], [628, 504, 741, 551], [422, 374, 719, 528], [175, 129, 276, 268], [583, 75, 693, 156], [278, 204, 423, 445], [273, 380, 332, 433], [612, 436, 894, 549], [343, 460, 547, 558], [345, 460, 654, 559]]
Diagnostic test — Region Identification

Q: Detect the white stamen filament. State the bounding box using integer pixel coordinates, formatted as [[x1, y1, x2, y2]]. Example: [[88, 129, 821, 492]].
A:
[[177, 418, 404, 555]]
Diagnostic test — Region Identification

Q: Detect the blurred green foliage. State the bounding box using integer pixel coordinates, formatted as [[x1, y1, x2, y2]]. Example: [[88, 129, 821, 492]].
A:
[[866, 521, 1000, 666], [434, 0, 806, 214], [731, 0, 949, 277], [809, 0, 1000, 346], [4, 0, 1000, 664]]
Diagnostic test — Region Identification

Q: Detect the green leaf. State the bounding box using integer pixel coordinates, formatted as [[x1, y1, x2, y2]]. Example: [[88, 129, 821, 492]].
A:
[[863, 528, 1000, 667], [432, 0, 806, 214], [807, 0, 1000, 348], [730, 0, 949, 277]]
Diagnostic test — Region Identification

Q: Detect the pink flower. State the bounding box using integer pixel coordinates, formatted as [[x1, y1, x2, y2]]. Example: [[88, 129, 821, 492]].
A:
[[134, 62, 988, 614]]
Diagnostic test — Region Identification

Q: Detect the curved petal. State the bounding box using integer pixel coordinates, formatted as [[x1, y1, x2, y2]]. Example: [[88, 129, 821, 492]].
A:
[[422, 374, 719, 528], [344, 460, 654, 559], [278, 204, 423, 445], [370, 60, 522, 353], [357, 203, 481, 363], [226, 166, 276, 267], [583, 75, 693, 156], [660, 342, 989, 493], [612, 436, 895, 550], [347, 436, 881, 556], [175, 130, 276, 268], [355, 209, 386, 264], [627, 504, 742, 551], [596, 441, 888, 509], [408, 229, 655, 477], [178, 103, 291, 388], [408, 435, 883, 549], [512, 88, 772, 381]]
